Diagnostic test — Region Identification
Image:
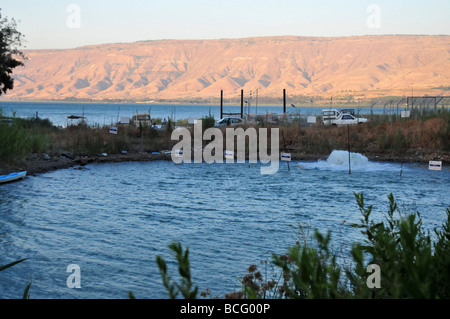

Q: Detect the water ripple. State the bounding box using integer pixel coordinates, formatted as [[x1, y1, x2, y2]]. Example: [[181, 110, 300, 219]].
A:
[[0, 160, 449, 298]]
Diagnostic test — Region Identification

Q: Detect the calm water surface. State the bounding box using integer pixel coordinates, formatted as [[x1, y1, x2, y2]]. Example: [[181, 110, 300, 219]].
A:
[[0, 155, 449, 299]]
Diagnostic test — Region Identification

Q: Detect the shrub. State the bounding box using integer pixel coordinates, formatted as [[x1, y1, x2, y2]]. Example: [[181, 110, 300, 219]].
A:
[[346, 193, 450, 298], [155, 242, 198, 299], [156, 193, 450, 299]]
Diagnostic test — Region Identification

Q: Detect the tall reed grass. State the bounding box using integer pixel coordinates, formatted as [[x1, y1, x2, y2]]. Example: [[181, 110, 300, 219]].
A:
[[1, 109, 448, 163], [0, 118, 51, 162]]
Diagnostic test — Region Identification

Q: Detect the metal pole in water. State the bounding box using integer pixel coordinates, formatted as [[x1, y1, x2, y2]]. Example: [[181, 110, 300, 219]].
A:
[[348, 124, 351, 174], [282, 130, 290, 171], [140, 127, 143, 153]]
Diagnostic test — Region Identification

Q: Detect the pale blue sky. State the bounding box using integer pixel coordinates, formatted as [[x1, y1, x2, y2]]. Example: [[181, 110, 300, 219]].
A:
[[1, 0, 449, 49]]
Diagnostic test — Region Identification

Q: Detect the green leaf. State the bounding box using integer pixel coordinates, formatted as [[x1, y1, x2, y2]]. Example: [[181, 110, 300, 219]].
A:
[[0, 258, 28, 272], [22, 279, 32, 299]]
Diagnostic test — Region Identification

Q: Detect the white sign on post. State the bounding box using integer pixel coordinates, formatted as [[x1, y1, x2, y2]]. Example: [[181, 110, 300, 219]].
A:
[[401, 111, 411, 118], [174, 149, 184, 158], [224, 150, 234, 160], [281, 152, 291, 161], [307, 116, 317, 124], [429, 161, 442, 171], [109, 126, 118, 134]]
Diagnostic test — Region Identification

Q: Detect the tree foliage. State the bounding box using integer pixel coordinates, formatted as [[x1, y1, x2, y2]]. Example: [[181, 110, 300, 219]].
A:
[[0, 10, 25, 95]]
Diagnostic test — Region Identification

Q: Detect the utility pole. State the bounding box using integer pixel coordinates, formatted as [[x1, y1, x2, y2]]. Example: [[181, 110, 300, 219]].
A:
[[240, 90, 244, 119], [220, 90, 223, 119]]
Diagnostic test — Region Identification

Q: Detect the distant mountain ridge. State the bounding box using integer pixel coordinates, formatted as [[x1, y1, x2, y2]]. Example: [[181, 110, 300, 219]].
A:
[[5, 35, 450, 101]]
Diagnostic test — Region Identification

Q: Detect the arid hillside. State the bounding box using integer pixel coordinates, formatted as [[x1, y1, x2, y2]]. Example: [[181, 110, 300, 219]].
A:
[[6, 35, 450, 101]]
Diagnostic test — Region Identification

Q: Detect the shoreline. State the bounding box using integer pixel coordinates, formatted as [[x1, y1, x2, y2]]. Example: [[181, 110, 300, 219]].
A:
[[0, 99, 421, 108], [1, 150, 445, 177]]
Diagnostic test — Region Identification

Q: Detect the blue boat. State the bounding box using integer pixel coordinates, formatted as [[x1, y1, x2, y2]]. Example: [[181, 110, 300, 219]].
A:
[[0, 171, 27, 184]]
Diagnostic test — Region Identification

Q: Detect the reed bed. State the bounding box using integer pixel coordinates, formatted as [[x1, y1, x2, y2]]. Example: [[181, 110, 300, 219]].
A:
[[1, 110, 448, 163]]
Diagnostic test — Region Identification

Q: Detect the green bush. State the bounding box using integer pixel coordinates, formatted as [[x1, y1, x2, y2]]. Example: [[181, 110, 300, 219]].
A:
[[157, 193, 450, 299], [139, 242, 198, 299], [337, 193, 448, 298], [201, 114, 215, 130]]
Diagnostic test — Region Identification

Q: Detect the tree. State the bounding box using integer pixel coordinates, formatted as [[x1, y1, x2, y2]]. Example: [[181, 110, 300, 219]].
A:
[[0, 10, 25, 95]]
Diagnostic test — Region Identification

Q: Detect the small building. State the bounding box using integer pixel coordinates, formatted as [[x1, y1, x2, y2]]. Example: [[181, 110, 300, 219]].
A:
[[119, 116, 130, 125], [131, 113, 151, 127]]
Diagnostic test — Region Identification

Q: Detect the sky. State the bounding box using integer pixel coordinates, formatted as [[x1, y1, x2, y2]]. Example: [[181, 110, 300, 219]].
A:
[[1, 0, 449, 49]]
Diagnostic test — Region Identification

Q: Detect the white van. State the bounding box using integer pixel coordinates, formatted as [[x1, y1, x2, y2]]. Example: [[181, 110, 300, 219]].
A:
[[322, 109, 367, 126]]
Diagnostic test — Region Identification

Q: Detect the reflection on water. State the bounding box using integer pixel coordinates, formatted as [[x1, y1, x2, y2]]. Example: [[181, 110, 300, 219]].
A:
[[0, 158, 449, 298]]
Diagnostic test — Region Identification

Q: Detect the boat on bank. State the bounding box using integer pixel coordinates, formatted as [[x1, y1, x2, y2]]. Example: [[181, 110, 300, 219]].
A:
[[0, 171, 27, 185]]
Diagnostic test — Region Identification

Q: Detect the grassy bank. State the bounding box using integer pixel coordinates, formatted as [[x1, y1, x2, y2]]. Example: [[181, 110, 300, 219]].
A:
[[281, 113, 449, 161], [1, 110, 449, 174]]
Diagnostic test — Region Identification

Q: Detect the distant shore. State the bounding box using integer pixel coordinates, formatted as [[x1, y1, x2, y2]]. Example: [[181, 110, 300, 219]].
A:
[[0, 98, 419, 108]]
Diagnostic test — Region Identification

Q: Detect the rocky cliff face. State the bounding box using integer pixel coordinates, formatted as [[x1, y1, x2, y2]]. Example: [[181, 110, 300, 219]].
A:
[[7, 35, 450, 101]]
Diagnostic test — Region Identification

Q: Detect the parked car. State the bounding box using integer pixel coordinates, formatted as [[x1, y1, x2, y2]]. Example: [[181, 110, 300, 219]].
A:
[[215, 117, 244, 127], [322, 109, 367, 126]]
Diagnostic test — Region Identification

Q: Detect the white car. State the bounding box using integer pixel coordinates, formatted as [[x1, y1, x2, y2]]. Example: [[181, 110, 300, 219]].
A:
[[322, 109, 367, 126], [215, 117, 244, 127]]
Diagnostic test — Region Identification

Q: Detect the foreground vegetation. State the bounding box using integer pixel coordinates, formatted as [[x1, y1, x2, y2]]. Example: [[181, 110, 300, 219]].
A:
[[153, 193, 450, 299]]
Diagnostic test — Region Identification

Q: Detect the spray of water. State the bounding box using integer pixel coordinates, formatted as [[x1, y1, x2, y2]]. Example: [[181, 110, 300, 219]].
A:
[[297, 150, 401, 172], [326, 150, 369, 167]]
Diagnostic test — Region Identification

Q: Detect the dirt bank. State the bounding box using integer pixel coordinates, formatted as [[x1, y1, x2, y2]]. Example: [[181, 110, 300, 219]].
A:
[[1, 148, 447, 178], [0, 152, 171, 176]]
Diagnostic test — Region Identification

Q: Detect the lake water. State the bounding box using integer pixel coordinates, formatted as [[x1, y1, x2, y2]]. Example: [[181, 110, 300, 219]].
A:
[[0, 151, 449, 299], [0, 101, 392, 127]]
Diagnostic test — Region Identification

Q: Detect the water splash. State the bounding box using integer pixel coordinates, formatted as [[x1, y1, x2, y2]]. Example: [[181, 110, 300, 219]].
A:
[[326, 150, 369, 167], [299, 150, 401, 172]]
